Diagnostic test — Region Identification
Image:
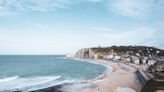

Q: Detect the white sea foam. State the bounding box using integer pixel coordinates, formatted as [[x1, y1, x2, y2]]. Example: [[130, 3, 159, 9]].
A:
[[0, 57, 110, 92], [27, 78, 79, 92], [0, 76, 61, 91], [0, 76, 18, 83]]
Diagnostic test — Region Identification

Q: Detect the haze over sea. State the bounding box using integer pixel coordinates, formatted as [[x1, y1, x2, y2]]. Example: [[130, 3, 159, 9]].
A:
[[0, 55, 107, 91]]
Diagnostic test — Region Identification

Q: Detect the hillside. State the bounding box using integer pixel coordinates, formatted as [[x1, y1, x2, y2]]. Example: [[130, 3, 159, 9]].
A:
[[91, 46, 164, 56]]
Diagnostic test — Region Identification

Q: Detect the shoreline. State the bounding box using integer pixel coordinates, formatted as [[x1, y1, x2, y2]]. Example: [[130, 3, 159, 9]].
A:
[[30, 58, 142, 92], [81, 59, 142, 92], [27, 58, 110, 92], [71, 58, 113, 80]]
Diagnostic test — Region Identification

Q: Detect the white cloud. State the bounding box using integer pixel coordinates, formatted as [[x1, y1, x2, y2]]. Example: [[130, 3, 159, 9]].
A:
[[106, 0, 164, 19], [92, 27, 114, 32], [84, 26, 162, 48], [0, 0, 73, 16], [0, 0, 163, 18], [0, 0, 24, 16], [1, 0, 103, 16], [99, 27, 155, 45], [151, 21, 164, 49], [102, 27, 154, 39], [141, 40, 159, 47], [85, 0, 102, 2], [25, 0, 73, 12], [107, 0, 153, 18], [0, 6, 8, 16]]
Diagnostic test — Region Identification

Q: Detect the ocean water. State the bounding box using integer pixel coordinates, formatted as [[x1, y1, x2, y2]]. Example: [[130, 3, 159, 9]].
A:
[[0, 55, 107, 91]]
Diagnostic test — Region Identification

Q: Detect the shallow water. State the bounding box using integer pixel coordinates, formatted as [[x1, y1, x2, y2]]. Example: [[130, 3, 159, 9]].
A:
[[0, 55, 108, 91]]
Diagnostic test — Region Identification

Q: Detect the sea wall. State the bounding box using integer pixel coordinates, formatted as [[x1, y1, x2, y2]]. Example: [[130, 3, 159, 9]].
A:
[[136, 70, 152, 87]]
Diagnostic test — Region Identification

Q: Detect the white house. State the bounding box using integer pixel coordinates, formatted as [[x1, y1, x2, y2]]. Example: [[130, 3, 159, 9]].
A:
[[125, 58, 131, 62], [131, 56, 140, 64], [114, 56, 121, 61], [148, 60, 156, 66], [134, 59, 140, 64], [104, 55, 114, 59]]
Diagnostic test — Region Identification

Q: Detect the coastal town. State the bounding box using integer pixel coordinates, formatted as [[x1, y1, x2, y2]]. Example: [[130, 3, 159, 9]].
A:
[[74, 46, 164, 92]]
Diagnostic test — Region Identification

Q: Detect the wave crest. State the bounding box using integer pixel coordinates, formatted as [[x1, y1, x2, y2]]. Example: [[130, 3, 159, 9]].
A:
[[0, 76, 61, 91], [0, 76, 18, 83]]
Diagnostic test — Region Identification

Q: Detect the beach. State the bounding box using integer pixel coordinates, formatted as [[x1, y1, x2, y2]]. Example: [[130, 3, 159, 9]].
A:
[[81, 59, 142, 92], [0, 55, 161, 92], [33, 59, 142, 92]]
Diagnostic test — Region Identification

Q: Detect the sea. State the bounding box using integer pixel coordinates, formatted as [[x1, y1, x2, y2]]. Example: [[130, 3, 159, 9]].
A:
[[0, 55, 109, 92]]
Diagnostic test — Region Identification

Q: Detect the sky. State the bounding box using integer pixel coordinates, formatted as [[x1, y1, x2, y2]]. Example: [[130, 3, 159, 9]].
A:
[[0, 0, 164, 55]]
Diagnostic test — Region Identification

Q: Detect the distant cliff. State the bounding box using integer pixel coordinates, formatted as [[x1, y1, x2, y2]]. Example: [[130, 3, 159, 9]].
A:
[[76, 46, 164, 59]]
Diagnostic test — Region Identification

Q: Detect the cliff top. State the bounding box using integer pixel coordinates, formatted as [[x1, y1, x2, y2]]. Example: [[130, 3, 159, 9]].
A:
[[90, 46, 164, 56]]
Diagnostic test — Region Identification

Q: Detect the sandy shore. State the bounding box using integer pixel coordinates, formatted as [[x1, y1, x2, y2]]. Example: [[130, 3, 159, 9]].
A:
[[81, 59, 142, 92], [31, 59, 142, 92]]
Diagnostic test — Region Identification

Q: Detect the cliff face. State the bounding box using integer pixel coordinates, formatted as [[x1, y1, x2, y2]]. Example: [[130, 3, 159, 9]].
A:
[[75, 48, 94, 59], [76, 46, 164, 59], [76, 48, 89, 58]]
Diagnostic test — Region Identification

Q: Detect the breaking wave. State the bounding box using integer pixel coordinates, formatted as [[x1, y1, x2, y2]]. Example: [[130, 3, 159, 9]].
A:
[[0, 76, 18, 83], [0, 76, 61, 91]]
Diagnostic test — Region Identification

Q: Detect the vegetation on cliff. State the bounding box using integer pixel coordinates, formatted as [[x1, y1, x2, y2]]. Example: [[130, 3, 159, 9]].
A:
[[91, 46, 164, 56]]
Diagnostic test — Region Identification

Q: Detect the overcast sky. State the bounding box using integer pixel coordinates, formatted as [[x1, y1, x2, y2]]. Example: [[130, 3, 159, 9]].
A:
[[0, 0, 164, 55]]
